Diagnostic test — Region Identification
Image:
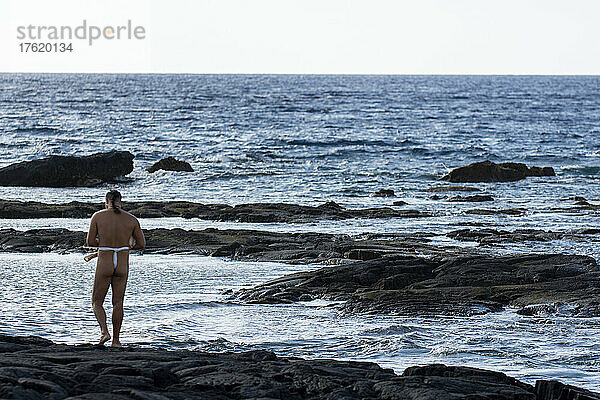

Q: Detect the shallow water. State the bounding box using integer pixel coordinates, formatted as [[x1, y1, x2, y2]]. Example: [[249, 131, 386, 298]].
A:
[[0, 252, 599, 390]]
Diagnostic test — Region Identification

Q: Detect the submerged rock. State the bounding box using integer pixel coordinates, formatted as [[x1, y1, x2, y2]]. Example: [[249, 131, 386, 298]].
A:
[[147, 156, 194, 173], [562, 196, 587, 202], [442, 160, 555, 183], [0, 151, 134, 187], [370, 189, 395, 197], [465, 208, 526, 216], [448, 194, 494, 202], [426, 185, 481, 192], [516, 303, 560, 316]]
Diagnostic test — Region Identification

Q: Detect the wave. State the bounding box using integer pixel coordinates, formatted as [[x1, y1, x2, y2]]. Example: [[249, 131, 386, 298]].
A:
[[131, 300, 230, 313], [561, 166, 600, 176], [12, 127, 63, 135], [197, 171, 279, 182], [281, 138, 417, 148]]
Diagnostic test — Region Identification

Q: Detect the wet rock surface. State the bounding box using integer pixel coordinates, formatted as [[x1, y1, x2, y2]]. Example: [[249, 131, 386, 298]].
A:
[[0, 151, 134, 187], [448, 194, 494, 202], [446, 228, 600, 245], [535, 380, 600, 400], [370, 189, 395, 197], [426, 185, 481, 192], [3, 334, 598, 399], [0, 199, 429, 222], [464, 208, 526, 216], [0, 227, 450, 263], [235, 253, 600, 316], [147, 157, 194, 173], [442, 160, 555, 183]]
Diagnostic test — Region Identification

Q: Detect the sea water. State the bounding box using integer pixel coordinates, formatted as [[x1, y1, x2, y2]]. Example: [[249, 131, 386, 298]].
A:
[[0, 74, 599, 388]]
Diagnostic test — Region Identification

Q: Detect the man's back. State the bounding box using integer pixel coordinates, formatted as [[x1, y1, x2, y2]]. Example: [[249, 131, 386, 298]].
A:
[[93, 209, 137, 247], [87, 190, 145, 347]]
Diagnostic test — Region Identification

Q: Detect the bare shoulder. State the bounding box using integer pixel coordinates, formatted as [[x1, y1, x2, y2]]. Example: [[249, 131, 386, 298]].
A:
[[91, 209, 108, 219], [120, 210, 140, 225]]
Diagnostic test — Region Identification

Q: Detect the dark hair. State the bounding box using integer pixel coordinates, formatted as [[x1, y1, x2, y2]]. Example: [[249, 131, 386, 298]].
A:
[[106, 190, 122, 213]]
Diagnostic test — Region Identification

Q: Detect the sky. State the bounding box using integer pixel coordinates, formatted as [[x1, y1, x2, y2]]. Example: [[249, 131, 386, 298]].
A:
[[1, 0, 599, 74]]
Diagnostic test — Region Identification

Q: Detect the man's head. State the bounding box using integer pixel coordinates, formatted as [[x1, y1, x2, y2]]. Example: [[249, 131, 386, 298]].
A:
[[106, 190, 122, 213]]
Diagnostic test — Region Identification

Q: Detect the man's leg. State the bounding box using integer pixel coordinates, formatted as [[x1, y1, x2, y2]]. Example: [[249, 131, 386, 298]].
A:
[[110, 272, 128, 347], [92, 268, 112, 344]]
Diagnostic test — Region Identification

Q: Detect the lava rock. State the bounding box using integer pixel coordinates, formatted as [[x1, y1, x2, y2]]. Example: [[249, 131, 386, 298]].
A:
[[465, 208, 525, 216], [516, 304, 559, 316], [0, 199, 430, 222], [235, 253, 600, 316], [442, 160, 555, 183], [448, 194, 494, 202], [445, 228, 585, 244], [0, 151, 134, 187], [147, 157, 194, 173], [3, 334, 581, 399], [370, 189, 395, 197], [0, 227, 437, 265], [536, 380, 600, 400], [426, 185, 481, 192]]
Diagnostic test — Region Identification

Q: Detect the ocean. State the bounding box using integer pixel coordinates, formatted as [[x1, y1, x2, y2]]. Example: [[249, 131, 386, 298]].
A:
[[0, 74, 599, 389]]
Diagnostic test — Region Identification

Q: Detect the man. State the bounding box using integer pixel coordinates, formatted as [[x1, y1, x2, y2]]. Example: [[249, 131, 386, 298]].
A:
[[86, 190, 145, 346]]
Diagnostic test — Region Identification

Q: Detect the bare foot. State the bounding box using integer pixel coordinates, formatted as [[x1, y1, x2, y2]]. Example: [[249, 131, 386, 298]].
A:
[[98, 332, 111, 345], [110, 340, 122, 347]]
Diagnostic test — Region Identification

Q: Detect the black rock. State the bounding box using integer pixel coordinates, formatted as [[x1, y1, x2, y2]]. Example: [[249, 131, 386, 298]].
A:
[[0, 151, 134, 187], [0, 199, 430, 222], [536, 380, 600, 400], [3, 335, 597, 399], [442, 161, 555, 183], [147, 157, 194, 173], [446, 228, 571, 244], [426, 185, 481, 192], [465, 208, 525, 216], [235, 253, 600, 316], [448, 194, 494, 202], [370, 189, 395, 197], [10, 334, 600, 399]]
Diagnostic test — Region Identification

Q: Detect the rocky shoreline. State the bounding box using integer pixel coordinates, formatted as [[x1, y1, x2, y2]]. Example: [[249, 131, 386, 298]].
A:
[[0, 199, 429, 223], [0, 227, 462, 262], [2, 227, 600, 317], [0, 335, 597, 399], [1, 194, 596, 224], [235, 253, 600, 317]]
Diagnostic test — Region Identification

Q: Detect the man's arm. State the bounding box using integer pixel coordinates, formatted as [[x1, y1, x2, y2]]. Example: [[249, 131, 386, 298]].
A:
[[131, 219, 146, 250], [86, 214, 99, 247]]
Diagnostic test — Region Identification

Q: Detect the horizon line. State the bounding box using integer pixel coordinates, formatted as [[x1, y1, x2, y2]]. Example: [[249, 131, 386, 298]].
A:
[[1, 71, 600, 77]]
